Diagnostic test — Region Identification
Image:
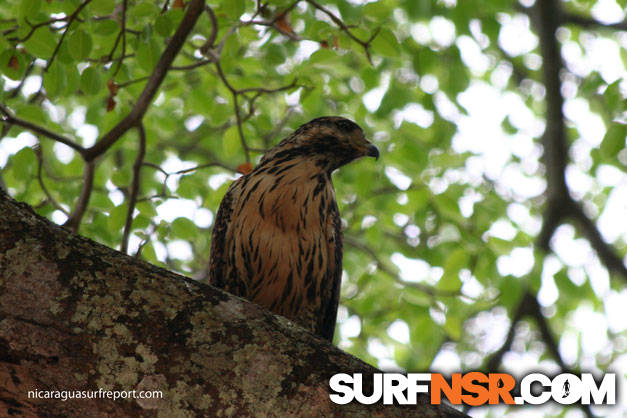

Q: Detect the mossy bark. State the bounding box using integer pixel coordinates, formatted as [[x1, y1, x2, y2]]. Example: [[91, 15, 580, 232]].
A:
[[0, 190, 465, 417]]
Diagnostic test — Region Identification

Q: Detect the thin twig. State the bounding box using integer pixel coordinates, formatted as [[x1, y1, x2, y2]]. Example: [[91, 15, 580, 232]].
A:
[[261, 107, 296, 146], [563, 12, 627, 31], [117, 76, 151, 89], [112, 0, 128, 77], [200, 5, 219, 54], [121, 123, 147, 254], [211, 59, 250, 162], [8, 60, 36, 99], [0, 104, 86, 156], [141, 160, 237, 195], [34, 146, 69, 215], [237, 79, 298, 95], [45, 0, 93, 72], [14, 16, 69, 42], [170, 59, 212, 70], [306, 0, 380, 63], [344, 235, 462, 299], [208, 52, 298, 163], [172, 161, 236, 175]]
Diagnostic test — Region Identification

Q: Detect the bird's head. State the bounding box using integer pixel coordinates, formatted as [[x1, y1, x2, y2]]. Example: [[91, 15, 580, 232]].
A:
[[260, 116, 379, 172]]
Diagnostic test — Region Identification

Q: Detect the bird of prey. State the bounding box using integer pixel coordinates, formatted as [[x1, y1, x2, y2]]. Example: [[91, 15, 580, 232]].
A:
[[209, 116, 379, 341]]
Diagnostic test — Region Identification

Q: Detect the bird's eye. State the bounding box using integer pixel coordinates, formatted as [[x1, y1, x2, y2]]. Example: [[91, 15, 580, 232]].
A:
[[335, 120, 359, 133]]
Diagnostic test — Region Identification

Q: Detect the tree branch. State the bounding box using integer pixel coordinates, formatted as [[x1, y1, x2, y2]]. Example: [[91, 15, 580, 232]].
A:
[[535, 0, 568, 205], [63, 161, 95, 232], [480, 290, 594, 418], [83, 0, 206, 161], [0, 190, 467, 418], [533, 0, 626, 280], [483, 291, 533, 373], [570, 204, 627, 277]]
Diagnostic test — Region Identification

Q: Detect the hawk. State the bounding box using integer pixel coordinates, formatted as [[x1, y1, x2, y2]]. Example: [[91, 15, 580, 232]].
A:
[[209, 116, 379, 341]]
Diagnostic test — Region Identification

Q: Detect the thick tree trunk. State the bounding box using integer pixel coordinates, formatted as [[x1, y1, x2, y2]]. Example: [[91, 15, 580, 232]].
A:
[[0, 190, 464, 417]]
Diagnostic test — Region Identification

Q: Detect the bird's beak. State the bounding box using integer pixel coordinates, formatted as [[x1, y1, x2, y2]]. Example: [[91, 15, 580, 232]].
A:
[[366, 143, 380, 160]]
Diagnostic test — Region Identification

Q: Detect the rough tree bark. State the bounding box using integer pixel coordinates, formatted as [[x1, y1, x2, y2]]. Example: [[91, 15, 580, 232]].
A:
[[0, 190, 465, 417]]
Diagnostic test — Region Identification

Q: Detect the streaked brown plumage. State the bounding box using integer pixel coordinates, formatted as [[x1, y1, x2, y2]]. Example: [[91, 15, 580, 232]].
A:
[[209, 116, 379, 340]]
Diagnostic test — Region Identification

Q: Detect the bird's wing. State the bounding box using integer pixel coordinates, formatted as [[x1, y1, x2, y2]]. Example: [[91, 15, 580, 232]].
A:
[[209, 183, 236, 289], [318, 198, 343, 341]]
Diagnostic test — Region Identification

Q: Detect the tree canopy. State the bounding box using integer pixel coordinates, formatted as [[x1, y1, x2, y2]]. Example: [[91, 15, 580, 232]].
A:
[[1, 0, 626, 416]]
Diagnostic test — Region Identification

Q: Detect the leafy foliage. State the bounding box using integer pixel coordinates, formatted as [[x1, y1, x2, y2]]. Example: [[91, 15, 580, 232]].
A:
[[1, 0, 626, 415]]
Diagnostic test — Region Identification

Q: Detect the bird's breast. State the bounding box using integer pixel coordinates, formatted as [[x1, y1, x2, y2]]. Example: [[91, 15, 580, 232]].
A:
[[227, 166, 338, 326]]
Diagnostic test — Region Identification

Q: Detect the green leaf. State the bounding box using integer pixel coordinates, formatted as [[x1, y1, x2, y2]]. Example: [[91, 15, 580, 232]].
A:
[[364, 1, 393, 23], [108, 204, 127, 231], [19, 0, 42, 21], [12, 103, 46, 125], [487, 237, 513, 255], [11, 147, 37, 180], [171, 217, 197, 240], [136, 38, 161, 73], [189, 88, 214, 114], [111, 169, 130, 188], [93, 19, 120, 37], [130, 2, 160, 19], [371, 28, 400, 57], [134, 214, 150, 230], [265, 44, 286, 65], [600, 122, 626, 159], [223, 0, 245, 20], [90, 0, 116, 15], [68, 30, 93, 61], [443, 314, 462, 339], [155, 14, 173, 37], [56, 39, 75, 64], [177, 175, 202, 199], [376, 81, 415, 117], [308, 48, 336, 65], [433, 193, 463, 223], [0, 50, 27, 80], [439, 248, 467, 291], [603, 80, 622, 112], [91, 193, 114, 212], [222, 126, 241, 158], [63, 64, 80, 95], [219, 33, 243, 72], [501, 115, 517, 135], [43, 62, 66, 98], [137, 201, 157, 219], [24, 28, 57, 59], [79, 66, 102, 95]]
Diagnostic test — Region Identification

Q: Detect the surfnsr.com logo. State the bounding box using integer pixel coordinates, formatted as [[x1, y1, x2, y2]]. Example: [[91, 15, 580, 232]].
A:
[[329, 372, 616, 406]]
